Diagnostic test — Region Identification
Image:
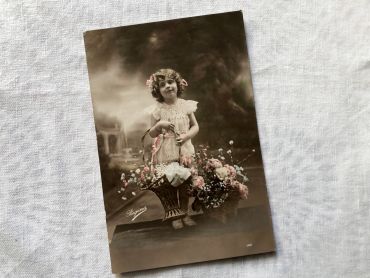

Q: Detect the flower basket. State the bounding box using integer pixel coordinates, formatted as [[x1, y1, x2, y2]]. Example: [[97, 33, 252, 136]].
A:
[[189, 143, 250, 223], [142, 176, 192, 221], [192, 188, 241, 224], [121, 129, 193, 222]]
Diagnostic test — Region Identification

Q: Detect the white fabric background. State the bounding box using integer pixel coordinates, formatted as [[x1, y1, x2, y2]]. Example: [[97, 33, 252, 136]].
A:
[[1, 1, 369, 277]]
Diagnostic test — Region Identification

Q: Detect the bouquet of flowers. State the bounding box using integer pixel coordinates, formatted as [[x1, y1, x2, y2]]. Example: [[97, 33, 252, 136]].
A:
[[190, 141, 249, 222], [120, 160, 193, 221], [121, 161, 191, 190]]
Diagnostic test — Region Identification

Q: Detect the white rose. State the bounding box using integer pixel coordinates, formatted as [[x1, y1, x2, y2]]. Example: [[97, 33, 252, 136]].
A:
[[215, 167, 229, 180]]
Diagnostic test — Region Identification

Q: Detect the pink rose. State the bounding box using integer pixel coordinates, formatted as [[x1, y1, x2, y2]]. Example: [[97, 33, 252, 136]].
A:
[[206, 158, 223, 170], [193, 176, 205, 189], [224, 164, 237, 178], [233, 181, 248, 199]]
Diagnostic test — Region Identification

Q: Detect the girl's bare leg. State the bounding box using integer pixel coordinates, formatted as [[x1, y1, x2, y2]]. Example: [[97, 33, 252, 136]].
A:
[[178, 182, 196, 226]]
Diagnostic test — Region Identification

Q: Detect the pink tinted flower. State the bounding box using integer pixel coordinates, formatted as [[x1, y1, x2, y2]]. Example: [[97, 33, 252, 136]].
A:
[[190, 167, 198, 176], [224, 164, 237, 178], [193, 176, 205, 189], [146, 75, 154, 90], [143, 166, 150, 172], [233, 181, 249, 199], [206, 158, 222, 169]]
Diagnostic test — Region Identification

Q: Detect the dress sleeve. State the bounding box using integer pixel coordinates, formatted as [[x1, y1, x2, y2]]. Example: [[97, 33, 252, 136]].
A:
[[186, 100, 198, 114], [144, 104, 161, 121], [152, 106, 161, 121]]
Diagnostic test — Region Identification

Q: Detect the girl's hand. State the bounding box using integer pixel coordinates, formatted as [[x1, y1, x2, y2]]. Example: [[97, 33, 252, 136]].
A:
[[176, 134, 189, 145], [157, 120, 175, 132]]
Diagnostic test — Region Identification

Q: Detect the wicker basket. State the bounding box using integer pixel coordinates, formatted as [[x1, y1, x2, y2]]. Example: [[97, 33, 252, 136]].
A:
[[142, 175, 192, 221]]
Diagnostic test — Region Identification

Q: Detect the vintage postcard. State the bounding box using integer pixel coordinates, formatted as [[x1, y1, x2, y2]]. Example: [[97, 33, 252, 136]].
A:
[[84, 11, 275, 273]]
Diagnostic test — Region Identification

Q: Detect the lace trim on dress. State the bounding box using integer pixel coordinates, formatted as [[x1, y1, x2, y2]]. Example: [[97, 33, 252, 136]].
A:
[[185, 100, 198, 114]]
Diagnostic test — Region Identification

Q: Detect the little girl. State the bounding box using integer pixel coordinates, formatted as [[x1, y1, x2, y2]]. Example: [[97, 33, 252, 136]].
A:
[[147, 68, 199, 229]]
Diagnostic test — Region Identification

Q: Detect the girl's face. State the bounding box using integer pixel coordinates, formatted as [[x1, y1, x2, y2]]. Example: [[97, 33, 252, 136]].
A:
[[159, 77, 178, 102]]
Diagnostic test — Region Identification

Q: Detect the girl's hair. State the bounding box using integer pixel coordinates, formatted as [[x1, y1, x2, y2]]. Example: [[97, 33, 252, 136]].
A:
[[147, 68, 187, 102]]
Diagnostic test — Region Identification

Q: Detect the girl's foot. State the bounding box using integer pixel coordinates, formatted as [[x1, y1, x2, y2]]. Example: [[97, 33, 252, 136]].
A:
[[171, 219, 184, 229], [182, 215, 196, 226]]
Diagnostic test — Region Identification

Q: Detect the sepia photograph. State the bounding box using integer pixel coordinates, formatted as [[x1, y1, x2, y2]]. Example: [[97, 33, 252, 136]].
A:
[[84, 11, 275, 274]]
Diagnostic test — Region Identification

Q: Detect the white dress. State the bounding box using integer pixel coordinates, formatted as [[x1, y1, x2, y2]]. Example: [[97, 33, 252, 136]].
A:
[[151, 98, 198, 165]]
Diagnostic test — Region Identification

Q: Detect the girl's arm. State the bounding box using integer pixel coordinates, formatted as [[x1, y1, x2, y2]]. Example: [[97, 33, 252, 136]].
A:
[[186, 113, 199, 139], [149, 115, 174, 138], [149, 115, 161, 138], [176, 113, 199, 144]]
